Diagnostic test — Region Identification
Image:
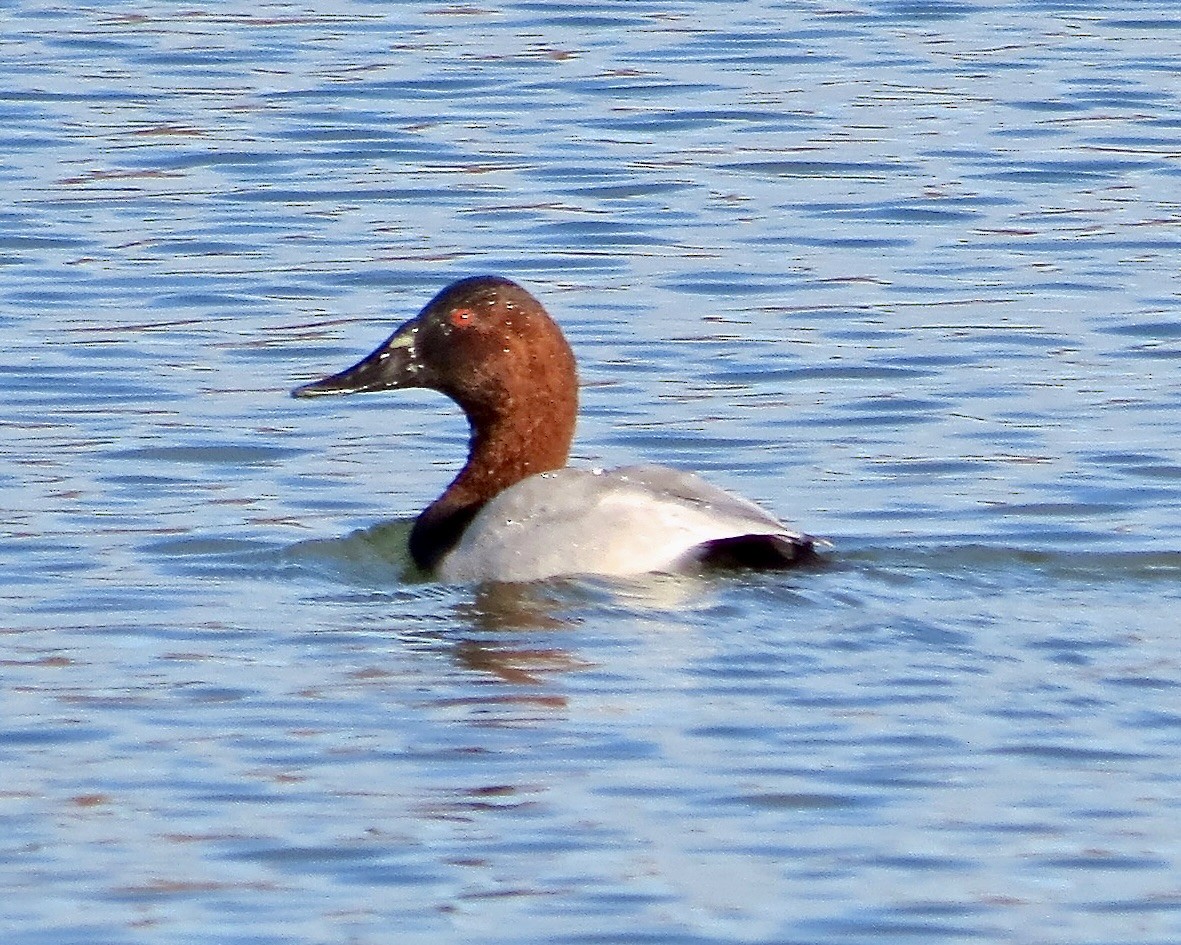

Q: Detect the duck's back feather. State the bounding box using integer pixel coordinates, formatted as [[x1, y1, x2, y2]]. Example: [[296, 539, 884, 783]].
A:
[[438, 464, 814, 583]]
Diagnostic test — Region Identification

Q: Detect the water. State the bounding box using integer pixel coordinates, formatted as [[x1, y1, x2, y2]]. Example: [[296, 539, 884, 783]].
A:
[[3, 2, 1181, 942]]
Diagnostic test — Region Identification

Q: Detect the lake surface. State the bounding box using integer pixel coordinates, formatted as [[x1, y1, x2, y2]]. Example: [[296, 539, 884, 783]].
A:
[[3, 2, 1181, 943]]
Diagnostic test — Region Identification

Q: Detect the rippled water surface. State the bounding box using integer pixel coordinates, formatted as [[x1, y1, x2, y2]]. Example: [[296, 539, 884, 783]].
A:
[[4, 2, 1181, 943]]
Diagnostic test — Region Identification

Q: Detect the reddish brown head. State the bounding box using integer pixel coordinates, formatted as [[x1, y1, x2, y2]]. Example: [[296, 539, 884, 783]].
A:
[[293, 276, 579, 570]]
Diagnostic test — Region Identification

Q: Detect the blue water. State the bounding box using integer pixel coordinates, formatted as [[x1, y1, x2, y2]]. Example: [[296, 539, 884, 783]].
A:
[[3, 2, 1181, 943]]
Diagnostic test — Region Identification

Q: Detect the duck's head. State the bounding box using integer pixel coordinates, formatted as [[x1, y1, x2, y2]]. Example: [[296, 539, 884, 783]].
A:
[[292, 276, 578, 466]]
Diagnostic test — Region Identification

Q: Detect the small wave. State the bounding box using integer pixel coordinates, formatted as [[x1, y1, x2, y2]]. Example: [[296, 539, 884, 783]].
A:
[[279, 519, 420, 587], [839, 542, 1181, 583], [146, 520, 419, 589]]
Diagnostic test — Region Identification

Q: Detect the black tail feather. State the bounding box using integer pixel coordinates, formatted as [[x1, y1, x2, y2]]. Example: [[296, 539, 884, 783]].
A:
[[698, 534, 817, 570]]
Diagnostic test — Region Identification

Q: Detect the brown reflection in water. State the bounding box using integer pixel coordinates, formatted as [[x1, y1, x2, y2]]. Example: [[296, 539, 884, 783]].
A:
[[443, 581, 592, 691], [416, 782, 546, 823], [443, 571, 717, 688], [451, 639, 584, 692], [458, 581, 579, 632]]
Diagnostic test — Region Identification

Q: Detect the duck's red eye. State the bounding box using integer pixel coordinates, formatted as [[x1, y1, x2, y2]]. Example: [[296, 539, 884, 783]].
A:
[[449, 307, 474, 328]]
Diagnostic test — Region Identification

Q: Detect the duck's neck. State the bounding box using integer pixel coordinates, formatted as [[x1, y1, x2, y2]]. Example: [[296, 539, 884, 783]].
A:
[[409, 405, 574, 572]]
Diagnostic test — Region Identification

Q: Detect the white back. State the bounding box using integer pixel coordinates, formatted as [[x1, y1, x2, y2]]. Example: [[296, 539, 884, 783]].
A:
[[438, 464, 806, 583]]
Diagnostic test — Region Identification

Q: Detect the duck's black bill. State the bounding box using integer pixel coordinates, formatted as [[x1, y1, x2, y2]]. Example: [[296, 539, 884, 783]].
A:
[[291, 325, 418, 399]]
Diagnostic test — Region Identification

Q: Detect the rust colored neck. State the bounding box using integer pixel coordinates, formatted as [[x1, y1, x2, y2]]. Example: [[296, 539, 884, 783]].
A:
[[409, 385, 576, 572]]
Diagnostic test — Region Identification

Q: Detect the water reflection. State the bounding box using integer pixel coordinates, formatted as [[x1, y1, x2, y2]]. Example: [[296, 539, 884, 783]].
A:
[[459, 570, 729, 628]]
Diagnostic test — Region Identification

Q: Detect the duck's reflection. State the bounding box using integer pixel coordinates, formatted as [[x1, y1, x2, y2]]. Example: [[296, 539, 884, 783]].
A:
[[450, 637, 588, 690], [292, 520, 729, 693], [442, 571, 719, 687], [461, 570, 716, 629], [458, 579, 579, 632], [446, 581, 590, 691]]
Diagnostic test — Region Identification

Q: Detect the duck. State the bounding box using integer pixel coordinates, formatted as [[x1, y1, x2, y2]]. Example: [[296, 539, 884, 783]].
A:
[[292, 276, 819, 583]]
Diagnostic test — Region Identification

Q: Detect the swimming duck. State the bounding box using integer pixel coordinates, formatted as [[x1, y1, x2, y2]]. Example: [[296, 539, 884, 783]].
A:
[[292, 276, 818, 583]]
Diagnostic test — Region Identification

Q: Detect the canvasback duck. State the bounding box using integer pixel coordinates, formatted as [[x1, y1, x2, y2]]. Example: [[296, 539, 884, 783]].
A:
[[292, 276, 818, 583]]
